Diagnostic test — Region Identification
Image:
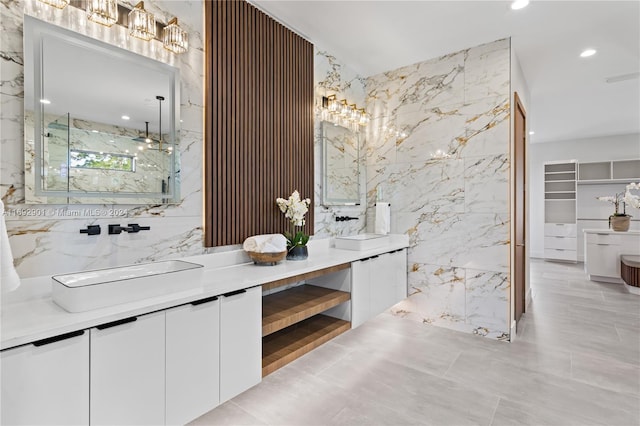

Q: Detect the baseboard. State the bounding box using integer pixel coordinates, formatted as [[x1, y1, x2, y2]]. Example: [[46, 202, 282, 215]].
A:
[[510, 320, 517, 341], [530, 251, 544, 259]]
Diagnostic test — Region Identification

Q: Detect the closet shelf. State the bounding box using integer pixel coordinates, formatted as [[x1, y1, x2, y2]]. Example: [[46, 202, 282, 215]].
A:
[[262, 285, 350, 336]]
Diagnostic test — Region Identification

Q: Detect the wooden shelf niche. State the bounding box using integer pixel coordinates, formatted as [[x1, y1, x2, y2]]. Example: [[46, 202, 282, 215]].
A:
[[261, 264, 351, 377]]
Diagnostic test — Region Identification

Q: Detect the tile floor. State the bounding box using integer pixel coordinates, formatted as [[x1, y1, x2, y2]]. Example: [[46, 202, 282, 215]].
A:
[[191, 259, 640, 425]]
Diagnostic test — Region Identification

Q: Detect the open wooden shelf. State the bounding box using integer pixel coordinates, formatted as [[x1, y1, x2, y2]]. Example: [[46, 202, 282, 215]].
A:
[[262, 315, 350, 377], [261, 263, 350, 292], [262, 284, 350, 336]]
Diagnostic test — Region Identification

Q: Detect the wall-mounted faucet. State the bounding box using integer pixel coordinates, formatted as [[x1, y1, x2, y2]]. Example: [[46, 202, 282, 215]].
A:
[[335, 216, 358, 222], [79, 225, 101, 235], [108, 224, 151, 234]]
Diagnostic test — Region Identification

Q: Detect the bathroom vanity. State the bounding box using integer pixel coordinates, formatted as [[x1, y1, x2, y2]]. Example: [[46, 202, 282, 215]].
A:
[[1, 236, 408, 425], [584, 229, 640, 284]]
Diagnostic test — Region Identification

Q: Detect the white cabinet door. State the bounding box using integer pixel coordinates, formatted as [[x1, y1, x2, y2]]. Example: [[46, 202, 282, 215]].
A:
[[351, 257, 373, 328], [219, 286, 261, 403], [370, 254, 396, 317], [391, 249, 408, 303], [90, 311, 165, 426], [166, 297, 220, 425], [586, 243, 621, 278], [1, 331, 89, 425]]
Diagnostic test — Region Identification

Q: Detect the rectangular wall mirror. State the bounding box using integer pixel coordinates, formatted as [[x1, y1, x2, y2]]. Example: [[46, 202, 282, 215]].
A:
[[23, 15, 181, 204], [322, 121, 360, 205]]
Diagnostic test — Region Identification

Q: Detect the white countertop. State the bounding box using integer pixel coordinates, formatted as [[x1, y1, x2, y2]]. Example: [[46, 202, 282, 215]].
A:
[[1, 236, 409, 350], [583, 229, 640, 235]]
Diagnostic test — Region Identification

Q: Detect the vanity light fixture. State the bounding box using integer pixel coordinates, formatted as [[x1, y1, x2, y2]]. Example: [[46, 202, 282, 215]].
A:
[[128, 1, 156, 41], [37, 0, 69, 9], [87, 0, 118, 27], [320, 95, 369, 131], [163, 18, 188, 54]]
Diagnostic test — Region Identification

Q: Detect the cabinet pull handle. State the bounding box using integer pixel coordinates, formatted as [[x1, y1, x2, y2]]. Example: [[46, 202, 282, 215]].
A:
[[33, 330, 84, 347], [555, 224, 565, 226], [597, 244, 610, 246], [191, 295, 219, 306], [555, 236, 564, 239], [370, 255, 379, 259], [222, 289, 246, 298], [596, 233, 608, 236], [96, 316, 137, 330]]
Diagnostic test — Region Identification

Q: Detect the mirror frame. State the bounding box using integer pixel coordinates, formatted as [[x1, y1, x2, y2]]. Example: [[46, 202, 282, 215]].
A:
[[24, 15, 181, 203], [321, 120, 361, 206]]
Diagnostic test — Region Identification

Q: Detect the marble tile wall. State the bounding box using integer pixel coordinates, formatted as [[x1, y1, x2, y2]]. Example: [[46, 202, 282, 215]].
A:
[[1, 0, 204, 278], [313, 48, 367, 238], [364, 39, 511, 339]]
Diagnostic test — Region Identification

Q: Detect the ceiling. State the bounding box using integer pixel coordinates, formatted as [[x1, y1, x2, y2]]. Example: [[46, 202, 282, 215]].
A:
[[251, 0, 640, 144]]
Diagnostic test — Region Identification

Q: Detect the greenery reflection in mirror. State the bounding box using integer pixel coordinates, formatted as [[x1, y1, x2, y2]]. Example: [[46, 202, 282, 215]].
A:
[[322, 120, 360, 205], [23, 15, 180, 204]]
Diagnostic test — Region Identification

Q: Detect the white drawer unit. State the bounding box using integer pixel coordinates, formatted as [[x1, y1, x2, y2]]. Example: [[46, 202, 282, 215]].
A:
[[544, 223, 577, 237], [544, 236, 577, 250], [544, 248, 577, 262]]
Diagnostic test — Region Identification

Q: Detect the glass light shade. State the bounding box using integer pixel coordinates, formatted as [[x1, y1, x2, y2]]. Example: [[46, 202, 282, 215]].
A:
[[87, 0, 118, 27], [37, 0, 69, 9], [327, 95, 338, 113], [163, 18, 188, 54], [339, 99, 349, 116], [129, 2, 156, 41]]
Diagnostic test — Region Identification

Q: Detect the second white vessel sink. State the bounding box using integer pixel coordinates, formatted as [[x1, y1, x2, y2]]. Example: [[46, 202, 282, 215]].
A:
[[334, 233, 390, 251], [52, 260, 203, 312]]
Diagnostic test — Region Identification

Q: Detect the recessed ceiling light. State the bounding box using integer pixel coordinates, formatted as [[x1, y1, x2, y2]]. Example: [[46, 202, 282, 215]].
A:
[[529, 131, 535, 135], [121, 115, 130, 120], [511, 0, 529, 10], [580, 49, 597, 58], [39, 99, 51, 104]]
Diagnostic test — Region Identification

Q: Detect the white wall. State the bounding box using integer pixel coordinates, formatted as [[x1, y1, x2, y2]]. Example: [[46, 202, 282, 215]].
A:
[[529, 133, 640, 258]]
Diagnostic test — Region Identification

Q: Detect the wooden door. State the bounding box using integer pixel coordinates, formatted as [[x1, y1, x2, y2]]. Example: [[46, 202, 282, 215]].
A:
[[514, 93, 527, 329]]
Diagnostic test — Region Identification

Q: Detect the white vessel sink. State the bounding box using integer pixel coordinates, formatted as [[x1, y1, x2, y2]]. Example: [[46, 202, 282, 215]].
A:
[[52, 260, 203, 313], [334, 233, 390, 251]]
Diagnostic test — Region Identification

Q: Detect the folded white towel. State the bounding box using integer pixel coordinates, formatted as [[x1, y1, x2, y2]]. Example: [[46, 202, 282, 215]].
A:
[[1, 200, 21, 293], [243, 234, 287, 253]]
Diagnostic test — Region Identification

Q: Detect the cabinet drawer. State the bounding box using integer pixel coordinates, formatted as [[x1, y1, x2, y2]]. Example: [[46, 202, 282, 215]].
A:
[[544, 236, 576, 250], [585, 233, 621, 245], [545, 223, 577, 237], [545, 248, 577, 261]]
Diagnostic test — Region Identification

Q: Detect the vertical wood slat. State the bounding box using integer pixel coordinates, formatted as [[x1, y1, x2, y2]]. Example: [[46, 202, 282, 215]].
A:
[[204, 0, 314, 247]]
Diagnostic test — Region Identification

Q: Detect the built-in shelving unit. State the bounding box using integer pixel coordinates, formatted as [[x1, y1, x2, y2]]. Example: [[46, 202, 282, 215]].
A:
[[578, 159, 640, 184], [261, 267, 351, 377], [544, 161, 577, 262]]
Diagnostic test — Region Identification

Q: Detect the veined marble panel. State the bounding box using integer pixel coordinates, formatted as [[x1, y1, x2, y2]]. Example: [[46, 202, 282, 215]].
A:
[[9, 215, 202, 278], [315, 50, 366, 105], [464, 154, 509, 214], [465, 269, 509, 332], [366, 51, 465, 120], [366, 159, 465, 214], [405, 264, 466, 321], [464, 38, 510, 104], [454, 97, 510, 158]]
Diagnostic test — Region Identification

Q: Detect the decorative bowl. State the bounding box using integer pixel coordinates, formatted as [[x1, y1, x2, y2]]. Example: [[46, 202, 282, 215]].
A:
[[246, 251, 287, 265]]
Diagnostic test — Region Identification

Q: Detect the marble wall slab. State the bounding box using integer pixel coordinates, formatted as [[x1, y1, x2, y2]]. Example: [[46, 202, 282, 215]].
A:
[[366, 39, 512, 340], [1, 0, 204, 278]]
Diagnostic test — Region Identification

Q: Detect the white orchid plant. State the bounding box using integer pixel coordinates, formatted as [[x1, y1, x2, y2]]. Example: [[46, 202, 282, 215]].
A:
[[597, 182, 640, 217], [276, 190, 311, 249], [625, 182, 640, 209]]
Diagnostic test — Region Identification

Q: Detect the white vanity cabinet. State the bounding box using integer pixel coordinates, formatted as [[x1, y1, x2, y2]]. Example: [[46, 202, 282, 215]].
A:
[[352, 249, 408, 328], [584, 230, 640, 283], [90, 311, 165, 426], [1, 331, 89, 425], [219, 286, 262, 403], [166, 297, 220, 425]]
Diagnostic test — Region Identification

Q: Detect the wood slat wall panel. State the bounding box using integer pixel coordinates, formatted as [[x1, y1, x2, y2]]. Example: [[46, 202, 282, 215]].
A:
[[204, 0, 314, 247]]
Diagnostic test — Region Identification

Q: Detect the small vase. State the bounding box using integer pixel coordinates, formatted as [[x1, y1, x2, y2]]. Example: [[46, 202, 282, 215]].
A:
[[286, 245, 308, 260], [610, 215, 631, 232]]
